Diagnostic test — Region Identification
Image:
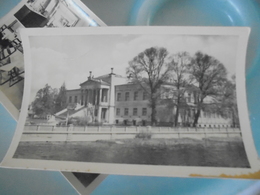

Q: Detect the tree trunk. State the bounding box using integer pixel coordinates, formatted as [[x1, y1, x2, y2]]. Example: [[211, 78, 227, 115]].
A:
[[193, 109, 201, 127], [231, 109, 236, 128], [151, 101, 157, 126], [174, 105, 179, 127]]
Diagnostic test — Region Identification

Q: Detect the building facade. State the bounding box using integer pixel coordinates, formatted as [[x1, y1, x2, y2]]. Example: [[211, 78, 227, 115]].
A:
[[61, 69, 233, 127]]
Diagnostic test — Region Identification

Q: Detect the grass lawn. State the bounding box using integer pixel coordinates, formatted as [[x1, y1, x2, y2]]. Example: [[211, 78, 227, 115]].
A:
[[13, 137, 250, 168]]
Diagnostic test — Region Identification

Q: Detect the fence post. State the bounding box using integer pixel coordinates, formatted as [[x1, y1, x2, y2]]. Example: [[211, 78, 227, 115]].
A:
[[226, 128, 229, 138], [84, 126, 87, 132], [125, 126, 127, 132], [98, 126, 100, 132], [36, 125, 39, 131], [69, 124, 73, 131]]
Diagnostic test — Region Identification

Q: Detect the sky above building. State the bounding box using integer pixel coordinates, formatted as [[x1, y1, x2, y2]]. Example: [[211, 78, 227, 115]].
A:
[[29, 32, 239, 101]]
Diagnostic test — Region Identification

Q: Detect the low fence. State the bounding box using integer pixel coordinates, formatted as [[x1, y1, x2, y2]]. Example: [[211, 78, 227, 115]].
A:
[[24, 125, 240, 132], [21, 125, 242, 142]]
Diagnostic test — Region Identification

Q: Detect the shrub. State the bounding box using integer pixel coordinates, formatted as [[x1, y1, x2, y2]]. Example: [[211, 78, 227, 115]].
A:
[[135, 131, 152, 140]]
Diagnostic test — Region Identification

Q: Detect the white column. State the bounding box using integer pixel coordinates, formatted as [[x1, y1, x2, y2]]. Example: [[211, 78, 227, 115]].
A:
[[98, 88, 102, 105], [99, 88, 102, 103], [108, 75, 115, 124], [97, 106, 102, 122], [85, 89, 88, 106], [95, 89, 98, 105]]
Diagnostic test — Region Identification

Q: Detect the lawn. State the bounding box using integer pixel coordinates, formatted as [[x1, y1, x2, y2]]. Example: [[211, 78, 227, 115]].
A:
[[13, 137, 250, 168]]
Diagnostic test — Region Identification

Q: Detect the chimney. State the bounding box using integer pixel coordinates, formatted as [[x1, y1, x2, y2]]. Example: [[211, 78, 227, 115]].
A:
[[111, 68, 114, 74], [88, 71, 92, 80]]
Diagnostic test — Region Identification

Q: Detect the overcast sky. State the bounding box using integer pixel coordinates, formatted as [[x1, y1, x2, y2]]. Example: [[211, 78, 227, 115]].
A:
[[28, 33, 238, 101]]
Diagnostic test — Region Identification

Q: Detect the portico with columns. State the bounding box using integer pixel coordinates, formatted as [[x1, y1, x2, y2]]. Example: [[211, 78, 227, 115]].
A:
[[76, 68, 127, 124]]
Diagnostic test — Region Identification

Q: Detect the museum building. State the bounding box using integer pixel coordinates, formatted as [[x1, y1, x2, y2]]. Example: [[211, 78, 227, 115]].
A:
[[58, 69, 233, 127]]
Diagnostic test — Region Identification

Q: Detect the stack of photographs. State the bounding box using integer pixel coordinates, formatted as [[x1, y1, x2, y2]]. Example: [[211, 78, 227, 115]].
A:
[[0, 0, 106, 194], [1, 26, 260, 178], [0, 0, 105, 117]]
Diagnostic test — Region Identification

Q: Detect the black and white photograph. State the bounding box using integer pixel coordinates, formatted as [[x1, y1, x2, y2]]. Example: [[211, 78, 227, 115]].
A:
[[0, 0, 106, 117], [14, 0, 102, 28], [62, 172, 107, 195], [2, 26, 258, 177], [0, 19, 24, 110]]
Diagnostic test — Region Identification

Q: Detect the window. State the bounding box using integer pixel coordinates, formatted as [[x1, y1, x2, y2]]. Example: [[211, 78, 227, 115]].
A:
[[192, 109, 195, 118], [116, 108, 120, 116], [81, 95, 83, 105], [187, 109, 191, 117], [161, 92, 166, 99], [101, 89, 108, 102], [133, 108, 138, 116], [134, 91, 138, 100], [203, 111, 206, 118], [74, 96, 77, 103], [142, 108, 147, 116], [125, 92, 130, 101], [124, 108, 129, 116], [117, 93, 121, 101], [143, 92, 147, 100], [187, 93, 191, 103], [69, 96, 72, 103], [194, 91, 198, 103]]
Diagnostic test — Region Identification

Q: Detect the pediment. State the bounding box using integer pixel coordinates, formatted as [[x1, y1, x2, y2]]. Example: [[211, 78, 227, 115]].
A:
[[80, 79, 109, 87]]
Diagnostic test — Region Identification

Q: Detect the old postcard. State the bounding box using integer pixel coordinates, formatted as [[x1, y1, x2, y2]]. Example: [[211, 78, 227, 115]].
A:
[[2, 26, 259, 177], [0, 0, 106, 118]]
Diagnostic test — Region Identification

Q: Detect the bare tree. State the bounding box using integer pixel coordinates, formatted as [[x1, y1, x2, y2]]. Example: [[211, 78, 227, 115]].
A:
[[213, 75, 239, 127], [127, 47, 171, 126], [190, 51, 228, 127], [167, 51, 192, 126]]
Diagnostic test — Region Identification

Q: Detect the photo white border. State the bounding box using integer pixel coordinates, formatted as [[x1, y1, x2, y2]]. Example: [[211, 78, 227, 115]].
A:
[[2, 26, 259, 178], [0, 89, 106, 195]]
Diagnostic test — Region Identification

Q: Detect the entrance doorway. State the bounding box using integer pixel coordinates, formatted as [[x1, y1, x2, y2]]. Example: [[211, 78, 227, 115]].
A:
[[101, 108, 107, 122]]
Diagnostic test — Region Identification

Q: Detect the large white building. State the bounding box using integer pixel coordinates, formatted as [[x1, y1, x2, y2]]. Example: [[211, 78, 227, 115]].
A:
[[58, 69, 234, 127]]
